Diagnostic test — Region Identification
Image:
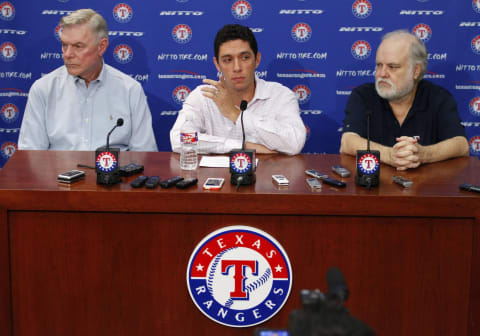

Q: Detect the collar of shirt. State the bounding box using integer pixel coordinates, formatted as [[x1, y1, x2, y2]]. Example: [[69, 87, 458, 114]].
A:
[[71, 60, 106, 87], [380, 79, 427, 123], [249, 76, 269, 104]]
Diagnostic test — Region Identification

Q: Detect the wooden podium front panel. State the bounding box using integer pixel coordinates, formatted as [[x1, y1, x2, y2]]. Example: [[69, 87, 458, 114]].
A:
[[9, 211, 472, 336]]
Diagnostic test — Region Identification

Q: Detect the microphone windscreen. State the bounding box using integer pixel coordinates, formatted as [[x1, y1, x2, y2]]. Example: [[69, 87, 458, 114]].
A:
[[240, 100, 248, 111], [327, 267, 349, 301], [117, 118, 124, 127]]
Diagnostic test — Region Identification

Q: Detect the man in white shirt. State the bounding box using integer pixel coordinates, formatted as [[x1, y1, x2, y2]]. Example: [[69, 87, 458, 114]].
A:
[[18, 9, 157, 151], [170, 24, 306, 155]]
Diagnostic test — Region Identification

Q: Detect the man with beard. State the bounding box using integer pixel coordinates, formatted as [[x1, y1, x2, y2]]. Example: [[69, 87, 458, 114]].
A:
[[340, 30, 468, 170]]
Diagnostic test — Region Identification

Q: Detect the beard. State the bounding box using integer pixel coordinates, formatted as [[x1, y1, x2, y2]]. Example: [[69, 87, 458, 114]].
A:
[[375, 75, 415, 101]]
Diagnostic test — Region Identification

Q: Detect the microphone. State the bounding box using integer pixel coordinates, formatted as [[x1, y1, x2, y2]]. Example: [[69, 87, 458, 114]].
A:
[[355, 110, 380, 188], [326, 267, 349, 307], [95, 118, 124, 185], [229, 100, 256, 190]]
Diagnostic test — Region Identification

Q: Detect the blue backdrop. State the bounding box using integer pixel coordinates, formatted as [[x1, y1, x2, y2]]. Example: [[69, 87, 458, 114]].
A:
[[1, 0, 479, 168]]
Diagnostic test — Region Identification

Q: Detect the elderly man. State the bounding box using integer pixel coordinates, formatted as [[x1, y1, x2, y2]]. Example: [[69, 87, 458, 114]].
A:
[[18, 9, 157, 151], [340, 30, 468, 170], [170, 24, 306, 155]]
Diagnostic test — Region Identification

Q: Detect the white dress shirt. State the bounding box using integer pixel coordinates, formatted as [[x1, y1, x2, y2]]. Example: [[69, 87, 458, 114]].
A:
[[18, 63, 157, 151], [170, 77, 306, 155]]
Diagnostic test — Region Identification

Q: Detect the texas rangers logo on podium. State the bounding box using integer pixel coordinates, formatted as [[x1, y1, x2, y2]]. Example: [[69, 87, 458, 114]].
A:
[[230, 152, 252, 174], [231, 1, 252, 20], [357, 153, 379, 175], [187, 226, 292, 327], [0, 2, 15, 21], [95, 151, 118, 172], [1, 103, 19, 123], [113, 3, 133, 23]]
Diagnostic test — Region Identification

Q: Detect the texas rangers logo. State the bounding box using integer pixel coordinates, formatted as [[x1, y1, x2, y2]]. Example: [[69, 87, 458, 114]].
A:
[[1, 103, 19, 123], [113, 3, 133, 23], [469, 136, 480, 155], [0, 42, 16, 62], [187, 226, 292, 327], [0, 141, 16, 159], [95, 151, 118, 172], [469, 97, 480, 116], [172, 24, 192, 44], [352, 0, 372, 19], [113, 44, 133, 64], [351, 40, 372, 60], [54, 24, 63, 41], [172, 85, 191, 105], [231, 1, 252, 20], [230, 152, 252, 174], [293, 85, 311, 105], [357, 153, 379, 175], [412, 24, 432, 43], [0, 2, 15, 21], [471, 36, 480, 55], [291, 23, 312, 43], [474, 0, 480, 14]]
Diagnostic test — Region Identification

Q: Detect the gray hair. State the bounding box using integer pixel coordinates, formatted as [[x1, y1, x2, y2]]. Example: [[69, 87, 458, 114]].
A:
[[60, 9, 108, 41], [382, 29, 428, 81]]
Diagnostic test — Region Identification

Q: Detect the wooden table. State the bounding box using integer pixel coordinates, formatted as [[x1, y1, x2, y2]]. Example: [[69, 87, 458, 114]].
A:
[[0, 151, 479, 336]]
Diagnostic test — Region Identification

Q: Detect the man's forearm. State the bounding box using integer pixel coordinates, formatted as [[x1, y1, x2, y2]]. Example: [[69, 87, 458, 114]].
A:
[[419, 136, 469, 164]]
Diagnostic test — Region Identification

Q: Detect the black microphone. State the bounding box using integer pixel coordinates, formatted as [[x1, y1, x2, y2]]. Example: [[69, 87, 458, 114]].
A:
[[95, 118, 124, 185], [355, 110, 380, 188], [229, 100, 256, 190], [106, 118, 124, 151], [326, 267, 350, 307]]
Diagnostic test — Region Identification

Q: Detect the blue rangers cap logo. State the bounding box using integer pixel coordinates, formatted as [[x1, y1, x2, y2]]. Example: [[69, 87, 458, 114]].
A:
[[293, 85, 311, 105], [471, 35, 480, 55], [1, 141, 16, 159], [352, 0, 372, 19], [113, 44, 133, 64], [96, 151, 118, 172], [113, 3, 133, 23], [0, 41, 17, 62], [187, 226, 292, 328], [474, 0, 480, 14], [1, 103, 19, 123], [230, 152, 252, 174], [412, 24, 432, 43], [0, 2, 15, 21], [231, 0, 252, 20], [172, 85, 191, 105], [291, 22, 312, 43], [172, 24, 192, 44], [351, 40, 371, 60], [357, 153, 379, 175]]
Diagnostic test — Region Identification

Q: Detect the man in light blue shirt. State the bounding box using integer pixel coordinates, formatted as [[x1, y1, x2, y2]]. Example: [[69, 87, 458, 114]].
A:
[[18, 9, 157, 151]]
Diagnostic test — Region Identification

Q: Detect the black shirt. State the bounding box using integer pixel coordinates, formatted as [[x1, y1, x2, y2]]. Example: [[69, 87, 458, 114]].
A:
[[342, 80, 466, 147]]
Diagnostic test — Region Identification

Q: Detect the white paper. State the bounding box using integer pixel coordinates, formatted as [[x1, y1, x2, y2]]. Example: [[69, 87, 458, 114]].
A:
[[199, 156, 259, 168]]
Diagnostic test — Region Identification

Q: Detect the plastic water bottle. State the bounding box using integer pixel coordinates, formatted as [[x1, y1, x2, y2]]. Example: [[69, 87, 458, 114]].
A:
[[180, 128, 198, 170]]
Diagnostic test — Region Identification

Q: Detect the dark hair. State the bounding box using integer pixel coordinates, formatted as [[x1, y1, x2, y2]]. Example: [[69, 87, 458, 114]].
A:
[[214, 24, 258, 59]]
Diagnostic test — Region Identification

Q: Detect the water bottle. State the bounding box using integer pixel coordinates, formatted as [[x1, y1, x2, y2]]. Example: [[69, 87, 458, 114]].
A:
[[180, 126, 198, 170]]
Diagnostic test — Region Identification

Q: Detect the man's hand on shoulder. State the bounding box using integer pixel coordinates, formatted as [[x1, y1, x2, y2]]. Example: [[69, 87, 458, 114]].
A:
[[201, 77, 240, 122]]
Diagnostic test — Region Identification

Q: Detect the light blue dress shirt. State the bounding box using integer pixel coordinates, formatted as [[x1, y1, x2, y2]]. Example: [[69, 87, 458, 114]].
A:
[[18, 62, 157, 151]]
